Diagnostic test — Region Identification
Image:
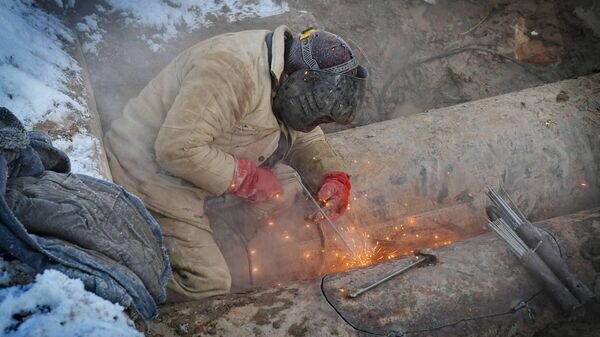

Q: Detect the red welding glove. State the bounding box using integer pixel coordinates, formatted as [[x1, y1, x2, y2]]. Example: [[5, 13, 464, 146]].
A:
[[227, 156, 283, 203], [311, 171, 351, 223]]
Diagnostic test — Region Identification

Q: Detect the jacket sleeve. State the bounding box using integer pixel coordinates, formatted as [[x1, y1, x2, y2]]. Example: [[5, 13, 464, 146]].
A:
[[284, 127, 347, 191], [154, 55, 255, 195]]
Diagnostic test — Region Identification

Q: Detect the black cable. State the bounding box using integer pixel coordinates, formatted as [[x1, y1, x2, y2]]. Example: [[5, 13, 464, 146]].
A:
[[320, 273, 388, 336], [320, 272, 544, 336], [401, 291, 542, 335], [538, 226, 564, 258], [377, 44, 548, 115]]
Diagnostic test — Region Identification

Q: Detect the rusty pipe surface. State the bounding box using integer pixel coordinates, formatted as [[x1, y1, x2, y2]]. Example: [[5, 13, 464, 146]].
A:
[[327, 74, 600, 237], [148, 208, 600, 337]]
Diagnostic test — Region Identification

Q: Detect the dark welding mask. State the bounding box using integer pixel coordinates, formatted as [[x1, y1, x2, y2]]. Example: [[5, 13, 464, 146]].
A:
[[273, 29, 369, 133]]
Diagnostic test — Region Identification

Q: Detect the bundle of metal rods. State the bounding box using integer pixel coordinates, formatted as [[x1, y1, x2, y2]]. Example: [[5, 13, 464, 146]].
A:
[[486, 188, 594, 313], [488, 217, 528, 257], [486, 187, 527, 229]]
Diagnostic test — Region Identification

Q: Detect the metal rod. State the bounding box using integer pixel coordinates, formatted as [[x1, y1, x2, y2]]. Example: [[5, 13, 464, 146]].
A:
[[294, 173, 357, 257], [487, 188, 524, 228], [500, 186, 528, 226], [488, 217, 529, 257], [347, 258, 426, 298]]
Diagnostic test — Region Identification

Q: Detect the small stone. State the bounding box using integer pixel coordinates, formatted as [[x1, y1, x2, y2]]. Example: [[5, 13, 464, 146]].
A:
[[530, 30, 539, 36], [556, 90, 569, 102], [175, 323, 189, 335], [272, 321, 281, 329], [207, 326, 217, 335]]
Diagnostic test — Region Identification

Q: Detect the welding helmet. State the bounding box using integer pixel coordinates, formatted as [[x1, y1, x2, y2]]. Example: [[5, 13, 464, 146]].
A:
[[273, 28, 369, 133]]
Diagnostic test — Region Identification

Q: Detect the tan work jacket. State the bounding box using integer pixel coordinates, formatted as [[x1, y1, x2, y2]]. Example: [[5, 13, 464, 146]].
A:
[[104, 26, 345, 229]]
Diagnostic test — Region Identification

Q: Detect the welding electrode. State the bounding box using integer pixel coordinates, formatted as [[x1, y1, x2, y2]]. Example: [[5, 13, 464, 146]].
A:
[[295, 173, 357, 257]]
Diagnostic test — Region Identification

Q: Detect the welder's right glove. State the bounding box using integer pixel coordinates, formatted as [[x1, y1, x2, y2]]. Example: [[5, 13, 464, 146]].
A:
[[310, 171, 351, 223], [227, 156, 283, 203]]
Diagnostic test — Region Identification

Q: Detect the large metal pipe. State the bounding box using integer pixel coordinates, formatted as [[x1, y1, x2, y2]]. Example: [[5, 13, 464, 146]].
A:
[[329, 73, 600, 233], [148, 208, 600, 337], [210, 74, 600, 290]]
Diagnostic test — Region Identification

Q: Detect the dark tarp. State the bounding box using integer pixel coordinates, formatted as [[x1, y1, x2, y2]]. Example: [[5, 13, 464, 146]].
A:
[[0, 107, 170, 321]]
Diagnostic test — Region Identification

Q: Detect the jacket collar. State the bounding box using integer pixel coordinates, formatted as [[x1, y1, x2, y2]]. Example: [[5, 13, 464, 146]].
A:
[[269, 25, 293, 85]]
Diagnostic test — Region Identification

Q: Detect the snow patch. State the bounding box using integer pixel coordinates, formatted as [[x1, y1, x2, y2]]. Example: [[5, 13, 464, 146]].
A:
[[0, 269, 142, 337], [76, 14, 107, 55], [77, 0, 289, 54], [53, 132, 102, 177], [0, 0, 82, 124], [0, 0, 104, 179]]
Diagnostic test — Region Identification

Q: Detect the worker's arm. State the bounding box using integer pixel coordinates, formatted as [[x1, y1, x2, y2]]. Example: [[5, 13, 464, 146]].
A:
[[154, 55, 254, 195], [285, 127, 347, 190], [285, 127, 350, 221]]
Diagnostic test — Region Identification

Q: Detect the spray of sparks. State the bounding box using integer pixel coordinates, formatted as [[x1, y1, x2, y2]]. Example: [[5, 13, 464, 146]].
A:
[[250, 159, 457, 284], [328, 232, 400, 271]]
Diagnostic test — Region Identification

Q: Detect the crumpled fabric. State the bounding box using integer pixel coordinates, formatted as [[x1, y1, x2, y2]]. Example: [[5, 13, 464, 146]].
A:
[[0, 107, 170, 321]]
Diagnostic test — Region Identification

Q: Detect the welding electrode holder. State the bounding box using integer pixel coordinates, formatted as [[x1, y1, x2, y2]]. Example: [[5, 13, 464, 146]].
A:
[[519, 247, 581, 312], [514, 221, 595, 305], [346, 249, 437, 299], [486, 188, 594, 313]]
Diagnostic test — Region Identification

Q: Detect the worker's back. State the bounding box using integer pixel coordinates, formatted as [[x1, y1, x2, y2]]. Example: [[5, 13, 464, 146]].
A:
[[104, 28, 281, 227]]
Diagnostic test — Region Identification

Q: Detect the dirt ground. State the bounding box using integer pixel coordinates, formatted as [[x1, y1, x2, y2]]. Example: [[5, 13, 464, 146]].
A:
[[292, 0, 600, 131], [61, 0, 600, 132]]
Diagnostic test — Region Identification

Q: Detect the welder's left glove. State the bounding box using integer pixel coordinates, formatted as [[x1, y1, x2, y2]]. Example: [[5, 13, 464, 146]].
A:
[[310, 171, 351, 223]]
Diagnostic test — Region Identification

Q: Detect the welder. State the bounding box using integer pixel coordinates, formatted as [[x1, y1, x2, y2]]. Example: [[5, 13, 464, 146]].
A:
[[104, 26, 368, 302]]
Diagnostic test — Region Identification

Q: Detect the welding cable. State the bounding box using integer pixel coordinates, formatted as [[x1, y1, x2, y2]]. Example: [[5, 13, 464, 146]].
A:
[[320, 273, 545, 336], [232, 225, 255, 287], [377, 43, 548, 115], [320, 273, 389, 336], [538, 226, 563, 257], [315, 221, 329, 274]]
